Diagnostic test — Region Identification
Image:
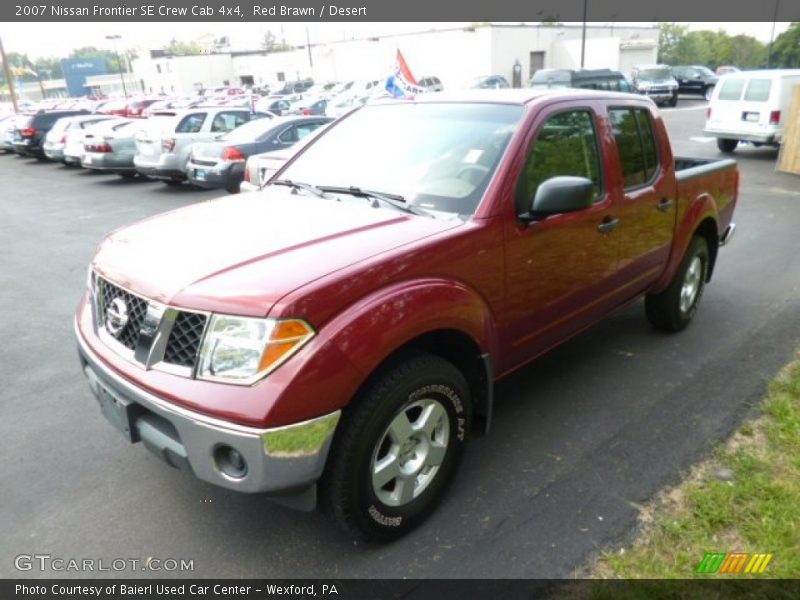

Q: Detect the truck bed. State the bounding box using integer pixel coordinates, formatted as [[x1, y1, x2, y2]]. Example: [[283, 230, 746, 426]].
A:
[[674, 156, 738, 241], [675, 156, 737, 180]]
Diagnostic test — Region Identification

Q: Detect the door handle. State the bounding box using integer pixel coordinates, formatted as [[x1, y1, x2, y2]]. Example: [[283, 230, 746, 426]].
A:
[[597, 216, 620, 234], [657, 198, 673, 212]]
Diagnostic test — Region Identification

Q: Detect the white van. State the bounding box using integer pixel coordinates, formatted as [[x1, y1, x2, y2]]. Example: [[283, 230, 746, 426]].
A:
[[704, 69, 800, 153]]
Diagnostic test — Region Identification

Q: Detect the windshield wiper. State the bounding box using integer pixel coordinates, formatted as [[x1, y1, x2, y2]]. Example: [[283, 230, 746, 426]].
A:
[[318, 185, 431, 217], [272, 179, 329, 199]]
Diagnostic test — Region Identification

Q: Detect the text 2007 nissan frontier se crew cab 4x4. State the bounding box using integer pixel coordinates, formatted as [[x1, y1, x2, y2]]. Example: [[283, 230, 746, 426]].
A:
[[75, 90, 738, 541]]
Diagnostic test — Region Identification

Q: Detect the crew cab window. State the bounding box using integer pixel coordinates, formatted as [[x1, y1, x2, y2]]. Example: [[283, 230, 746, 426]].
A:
[[743, 79, 772, 102], [609, 108, 659, 188], [718, 78, 745, 101], [175, 113, 206, 133], [211, 111, 249, 133], [516, 110, 602, 212]]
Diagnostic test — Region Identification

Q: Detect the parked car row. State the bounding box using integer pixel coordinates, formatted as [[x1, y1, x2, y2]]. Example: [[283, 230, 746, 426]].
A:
[[0, 103, 333, 194]]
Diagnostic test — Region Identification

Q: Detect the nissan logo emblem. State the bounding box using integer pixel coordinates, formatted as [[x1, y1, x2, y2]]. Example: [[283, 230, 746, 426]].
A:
[[105, 297, 129, 337]]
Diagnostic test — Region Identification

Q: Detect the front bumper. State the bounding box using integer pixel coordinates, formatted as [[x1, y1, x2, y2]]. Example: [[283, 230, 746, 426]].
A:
[[76, 322, 340, 495]]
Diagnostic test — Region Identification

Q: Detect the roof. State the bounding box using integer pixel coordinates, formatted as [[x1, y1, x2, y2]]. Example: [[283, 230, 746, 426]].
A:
[[717, 69, 800, 79], [405, 88, 643, 106]]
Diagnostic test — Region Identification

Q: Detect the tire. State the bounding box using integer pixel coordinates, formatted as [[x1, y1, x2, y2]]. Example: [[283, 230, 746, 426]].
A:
[[704, 85, 715, 101], [645, 236, 709, 332], [319, 353, 471, 542], [117, 172, 137, 179], [163, 179, 183, 186], [668, 94, 678, 107], [717, 138, 738, 153], [224, 180, 241, 194]]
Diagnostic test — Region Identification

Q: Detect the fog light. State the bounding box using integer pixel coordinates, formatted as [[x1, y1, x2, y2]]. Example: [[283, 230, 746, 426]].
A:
[[213, 445, 248, 479]]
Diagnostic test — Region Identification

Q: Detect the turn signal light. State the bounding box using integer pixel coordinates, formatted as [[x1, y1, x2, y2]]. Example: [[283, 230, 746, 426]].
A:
[[21, 127, 36, 137], [258, 319, 315, 373], [162, 137, 176, 152]]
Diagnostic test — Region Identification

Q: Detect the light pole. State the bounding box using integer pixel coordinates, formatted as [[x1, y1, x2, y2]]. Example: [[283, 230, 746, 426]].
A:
[[580, 0, 588, 68], [105, 34, 128, 97], [0, 35, 20, 112]]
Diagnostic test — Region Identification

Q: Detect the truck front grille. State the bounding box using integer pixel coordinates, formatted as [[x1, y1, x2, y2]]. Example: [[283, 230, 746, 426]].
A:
[[163, 311, 208, 367], [98, 279, 148, 350], [95, 275, 208, 374]]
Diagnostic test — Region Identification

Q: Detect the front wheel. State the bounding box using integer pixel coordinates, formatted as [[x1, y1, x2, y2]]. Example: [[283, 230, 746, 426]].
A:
[[645, 236, 709, 332], [717, 138, 738, 153], [668, 94, 678, 107], [319, 354, 471, 542]]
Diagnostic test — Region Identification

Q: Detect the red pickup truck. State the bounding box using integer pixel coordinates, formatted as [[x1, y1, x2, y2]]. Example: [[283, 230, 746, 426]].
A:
[[75, 90, 738, 541]]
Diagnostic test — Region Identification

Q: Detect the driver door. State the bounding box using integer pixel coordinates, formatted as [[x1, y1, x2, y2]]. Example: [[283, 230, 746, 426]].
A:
[[502, 104, 623, 368]]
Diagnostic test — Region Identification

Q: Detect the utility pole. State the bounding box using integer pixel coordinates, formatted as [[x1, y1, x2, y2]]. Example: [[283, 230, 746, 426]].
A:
[[0, 35, 20, 112], [105, 35, 128, 97], [580, 0, 588, 68], [305, 27, 313, 69]]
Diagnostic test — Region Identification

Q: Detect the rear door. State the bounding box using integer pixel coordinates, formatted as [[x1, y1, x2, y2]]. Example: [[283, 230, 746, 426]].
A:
[[708, 76, 776, 135], [502, 103, 622, 366], [606, 105, 675, 287]]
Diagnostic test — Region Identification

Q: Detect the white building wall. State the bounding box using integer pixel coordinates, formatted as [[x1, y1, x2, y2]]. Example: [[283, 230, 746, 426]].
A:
[[131, 25, 659, 95], [132, 53, 235, 95]]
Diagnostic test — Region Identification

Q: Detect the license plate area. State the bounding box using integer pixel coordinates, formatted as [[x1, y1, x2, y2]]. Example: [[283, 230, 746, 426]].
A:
[[194, 169, 206, 180], [742, 111, 760, 122], [96, 382, 142, 443]]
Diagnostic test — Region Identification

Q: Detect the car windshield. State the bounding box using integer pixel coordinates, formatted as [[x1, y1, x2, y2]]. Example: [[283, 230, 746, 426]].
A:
[[696, 66, 716, 77], [638, 69, 672, 81], [278, 102, 524, 216]]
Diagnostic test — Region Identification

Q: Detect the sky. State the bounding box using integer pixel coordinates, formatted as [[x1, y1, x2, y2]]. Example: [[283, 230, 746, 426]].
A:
[[0, 22, 792, 60]]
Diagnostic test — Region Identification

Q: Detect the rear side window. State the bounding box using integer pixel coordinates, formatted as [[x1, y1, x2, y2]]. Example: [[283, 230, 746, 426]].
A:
[[609, 107, 660, 189], [718, 78, 745, 101], [516, 110, 602, 213], [211, 111, 249, 133], [743, 79, 772, 102], [175, 113, 206, 133]]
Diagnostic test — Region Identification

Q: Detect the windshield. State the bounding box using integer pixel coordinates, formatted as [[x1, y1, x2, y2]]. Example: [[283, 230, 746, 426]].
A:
[[278, 102, 524, 216], [638, 68, 672, 81]]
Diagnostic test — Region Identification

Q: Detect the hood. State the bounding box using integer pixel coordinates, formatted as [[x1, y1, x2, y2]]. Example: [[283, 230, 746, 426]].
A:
[[93, 187, 462, 317]]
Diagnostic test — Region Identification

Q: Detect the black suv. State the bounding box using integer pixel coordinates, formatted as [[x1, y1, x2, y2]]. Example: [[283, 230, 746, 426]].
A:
[[529, 69, 633, 92], [13, 110, 89, 158], [671, 66, 718, 100]]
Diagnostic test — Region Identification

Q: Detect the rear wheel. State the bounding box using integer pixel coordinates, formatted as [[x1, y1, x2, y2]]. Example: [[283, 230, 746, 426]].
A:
[[117, 172, 137, 179], [668, 94, 678, 107], [163, 179, 183, 186], [319, 354, 471, 542], [645, 236, 709, 332], [225, 180, 241, 194], [717, 138, 738, 153]]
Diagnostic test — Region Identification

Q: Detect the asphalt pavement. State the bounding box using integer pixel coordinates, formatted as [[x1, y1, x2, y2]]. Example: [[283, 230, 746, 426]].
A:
[[2, 99, 800, 579]]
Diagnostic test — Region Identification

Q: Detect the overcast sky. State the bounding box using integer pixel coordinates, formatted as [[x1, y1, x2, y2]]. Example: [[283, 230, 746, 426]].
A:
[[0, 22, 792, 60]]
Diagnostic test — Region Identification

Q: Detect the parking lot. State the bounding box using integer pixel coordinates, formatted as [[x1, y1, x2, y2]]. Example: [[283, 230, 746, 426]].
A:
[[2, 98, 800, 578]]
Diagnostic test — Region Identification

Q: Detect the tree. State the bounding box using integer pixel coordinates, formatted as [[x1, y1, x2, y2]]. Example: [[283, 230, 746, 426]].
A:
[[771, 22, 800, 68], [657, 23, 688, 65], [69, 46, 125, 72], [165, 39, 204, 56]]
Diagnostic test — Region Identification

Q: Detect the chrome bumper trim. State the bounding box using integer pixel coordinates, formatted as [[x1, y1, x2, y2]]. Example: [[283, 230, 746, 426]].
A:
[[76, 319, 340, 494], [719, 223, 736, 247]]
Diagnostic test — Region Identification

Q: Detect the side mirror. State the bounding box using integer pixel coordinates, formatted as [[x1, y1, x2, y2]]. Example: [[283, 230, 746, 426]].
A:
[[520, 176, 594, 221]]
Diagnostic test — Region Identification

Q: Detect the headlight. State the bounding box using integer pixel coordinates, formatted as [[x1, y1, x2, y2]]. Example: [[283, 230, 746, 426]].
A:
[[197, 316, 315, 384]]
